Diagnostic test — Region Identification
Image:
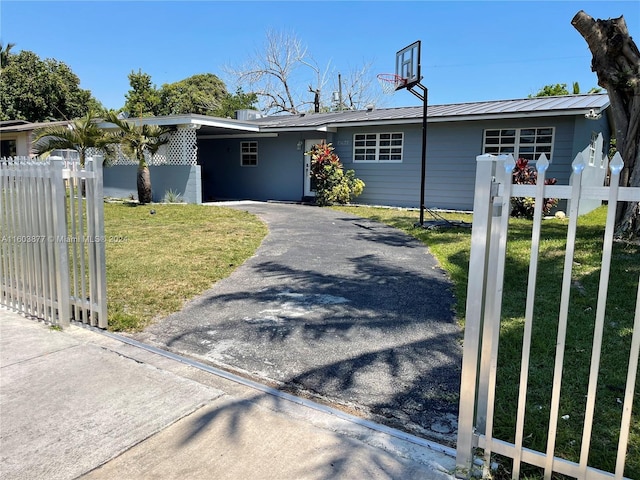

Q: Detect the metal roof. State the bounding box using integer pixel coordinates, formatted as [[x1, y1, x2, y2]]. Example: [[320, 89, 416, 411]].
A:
[[252, 94, 610, 130], [0, 94, 610, 136]]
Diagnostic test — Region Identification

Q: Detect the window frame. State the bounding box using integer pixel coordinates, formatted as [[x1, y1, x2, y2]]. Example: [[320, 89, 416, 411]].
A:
[[587, 131, 603, 167], [482, 127, 555, 162], [353, 132, 404, 163], [240, 141, 258, 167], [1, 138, 17, 158]]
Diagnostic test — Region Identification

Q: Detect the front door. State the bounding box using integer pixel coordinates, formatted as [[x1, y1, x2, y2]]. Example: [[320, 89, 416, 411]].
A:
[[303, 139, 323, 197]]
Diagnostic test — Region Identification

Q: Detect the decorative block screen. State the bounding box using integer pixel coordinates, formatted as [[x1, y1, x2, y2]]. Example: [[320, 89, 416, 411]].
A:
[[108, 125, 198, 166]]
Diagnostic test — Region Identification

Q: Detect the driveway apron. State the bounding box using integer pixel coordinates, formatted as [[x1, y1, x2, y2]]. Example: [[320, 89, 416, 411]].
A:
[[132, 202, 463, 444]]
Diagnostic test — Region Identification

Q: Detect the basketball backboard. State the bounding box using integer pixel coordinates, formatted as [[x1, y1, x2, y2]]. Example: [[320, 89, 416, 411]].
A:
[[395, 40, 421, 89]]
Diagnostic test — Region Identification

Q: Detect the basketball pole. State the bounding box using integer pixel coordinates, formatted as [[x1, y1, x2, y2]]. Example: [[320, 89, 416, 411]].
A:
[[407, 83, 427, 226], [386, 40, 468, 230]]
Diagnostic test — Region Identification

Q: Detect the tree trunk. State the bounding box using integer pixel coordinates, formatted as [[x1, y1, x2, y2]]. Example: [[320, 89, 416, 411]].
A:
[[572, 10, 640, 239], [137, 165, 152, 204]]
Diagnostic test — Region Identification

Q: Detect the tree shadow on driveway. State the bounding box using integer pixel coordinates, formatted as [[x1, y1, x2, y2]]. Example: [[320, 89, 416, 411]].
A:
[[136, 249, 463, 445]]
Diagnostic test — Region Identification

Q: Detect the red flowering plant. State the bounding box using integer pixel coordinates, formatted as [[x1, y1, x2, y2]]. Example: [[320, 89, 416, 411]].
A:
[[306, 142, 364, 206], [309, 142, 341, 182], [510, 157, 558, 218]]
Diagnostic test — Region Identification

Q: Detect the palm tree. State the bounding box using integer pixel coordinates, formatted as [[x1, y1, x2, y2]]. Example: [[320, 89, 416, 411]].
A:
[[33, 109, 117, 166], [105, 111, 171, 204], [0, 42, 15, 70]]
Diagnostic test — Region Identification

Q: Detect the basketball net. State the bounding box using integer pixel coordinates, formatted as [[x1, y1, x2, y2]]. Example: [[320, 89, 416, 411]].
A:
[[377, 73, 406, 95]]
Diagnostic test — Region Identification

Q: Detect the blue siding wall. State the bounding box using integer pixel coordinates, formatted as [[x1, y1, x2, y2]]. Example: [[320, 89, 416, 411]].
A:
[[333, 116, 586, 210], [196, 114, 599, 211], [103, 165, 201, 203], [423, 122, 484, 210], [199, 133, 311, 202], [332, 125, 423, 208], [103, 166, 136, 200]]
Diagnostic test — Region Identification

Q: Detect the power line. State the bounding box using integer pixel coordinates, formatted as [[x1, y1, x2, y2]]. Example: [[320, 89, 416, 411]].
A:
[[425, 55, 589, 69]]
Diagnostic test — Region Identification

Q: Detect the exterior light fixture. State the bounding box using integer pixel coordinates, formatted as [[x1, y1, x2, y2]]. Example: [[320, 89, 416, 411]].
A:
[[585, 109, 602, 120]]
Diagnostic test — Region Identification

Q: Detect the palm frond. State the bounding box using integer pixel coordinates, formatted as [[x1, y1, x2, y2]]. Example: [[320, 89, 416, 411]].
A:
[[104, 112, 171, 166], [33, 111, 116, 165]]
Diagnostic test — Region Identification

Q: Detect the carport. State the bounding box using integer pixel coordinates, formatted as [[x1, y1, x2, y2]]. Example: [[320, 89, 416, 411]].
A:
[[100, 114, 261, 203]]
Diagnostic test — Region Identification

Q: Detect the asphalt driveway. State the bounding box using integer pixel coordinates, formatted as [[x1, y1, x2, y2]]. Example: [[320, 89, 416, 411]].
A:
[[132, 202, 463, 444]]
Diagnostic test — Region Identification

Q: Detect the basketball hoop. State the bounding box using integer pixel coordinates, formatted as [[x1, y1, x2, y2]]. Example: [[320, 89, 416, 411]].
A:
[[377, 73, 406, 95]]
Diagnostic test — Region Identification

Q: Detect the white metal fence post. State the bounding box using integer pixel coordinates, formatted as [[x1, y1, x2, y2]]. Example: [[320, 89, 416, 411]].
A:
[[456, 154, 508, 477], [50, 157, 71, 327], [85, 156, 108, 327], [479, 155, 515, 477], [543, 153, 586, 478], [0, 158, 10, 306]]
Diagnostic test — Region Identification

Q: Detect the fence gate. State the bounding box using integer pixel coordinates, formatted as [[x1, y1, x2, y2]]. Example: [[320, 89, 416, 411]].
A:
[[456, 153, 639, 479], [0, 156, 107, 328]]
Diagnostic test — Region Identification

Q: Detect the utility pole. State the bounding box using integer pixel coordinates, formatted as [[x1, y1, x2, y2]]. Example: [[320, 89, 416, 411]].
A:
[[338, 73, 343, 111]]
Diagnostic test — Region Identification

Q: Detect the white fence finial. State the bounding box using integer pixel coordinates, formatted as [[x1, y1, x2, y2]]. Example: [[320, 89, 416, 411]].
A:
[[537, 153, 549, 173], [504, 154, 516, 174], [572, 151, 586, 174], [609, 152, 624, 174]]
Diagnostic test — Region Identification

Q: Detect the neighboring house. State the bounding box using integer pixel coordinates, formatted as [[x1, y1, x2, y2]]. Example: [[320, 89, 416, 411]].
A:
[[0, 94, 611, 210], [0, 120, 43, 157]]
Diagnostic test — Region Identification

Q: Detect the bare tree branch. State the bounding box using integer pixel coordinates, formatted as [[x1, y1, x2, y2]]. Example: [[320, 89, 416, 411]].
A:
[[227, 29, 380, 115], [333, 61, 382, 111], [226, 29, 309, 114]]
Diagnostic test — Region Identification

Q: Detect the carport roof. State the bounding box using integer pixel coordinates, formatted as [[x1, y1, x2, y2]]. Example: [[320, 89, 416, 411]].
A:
[[98, 114, 260, 136], [0, 115, 260, 136]]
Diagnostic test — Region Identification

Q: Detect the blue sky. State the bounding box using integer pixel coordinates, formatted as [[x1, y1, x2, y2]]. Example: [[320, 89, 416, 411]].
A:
[[1, 1, 638, 111]]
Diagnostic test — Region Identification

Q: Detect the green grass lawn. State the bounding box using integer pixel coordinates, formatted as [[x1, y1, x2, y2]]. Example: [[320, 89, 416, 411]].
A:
[[332, 205, 639, 479], [104, 202, 267, 331]]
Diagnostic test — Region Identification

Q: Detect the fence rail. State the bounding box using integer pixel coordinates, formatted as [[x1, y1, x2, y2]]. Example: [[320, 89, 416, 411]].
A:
[[0, 156, 107, 328], [456, 152, 639, 479]]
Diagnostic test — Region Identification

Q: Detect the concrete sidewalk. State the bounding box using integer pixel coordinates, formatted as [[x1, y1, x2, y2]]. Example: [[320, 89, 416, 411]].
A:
[[0, 308, 457, 480]]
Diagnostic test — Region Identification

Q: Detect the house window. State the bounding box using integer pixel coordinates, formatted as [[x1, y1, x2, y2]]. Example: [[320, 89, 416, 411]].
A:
[[240, 141, 258, 166], [483, 127, 554, 161], [587, 131, 599, 166], [353, 133, 403, 162], [1, 139, 17, 158]]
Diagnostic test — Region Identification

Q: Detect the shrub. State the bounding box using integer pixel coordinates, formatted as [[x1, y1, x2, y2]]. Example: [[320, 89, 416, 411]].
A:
[[306, 142, 365, 206], [163, 189, 184, 203], [510, 157, 558, 218]]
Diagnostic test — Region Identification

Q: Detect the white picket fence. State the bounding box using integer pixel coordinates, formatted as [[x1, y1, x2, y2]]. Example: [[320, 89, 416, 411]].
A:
[[0, 156, 107, 328], [456, 152, 639, 479]]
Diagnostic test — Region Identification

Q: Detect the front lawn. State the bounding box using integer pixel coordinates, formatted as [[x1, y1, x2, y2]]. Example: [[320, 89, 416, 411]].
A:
[[104, 203, 267, 331], [332, 205, 639, 479]]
